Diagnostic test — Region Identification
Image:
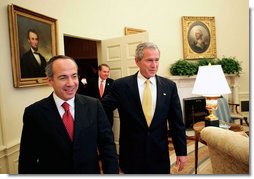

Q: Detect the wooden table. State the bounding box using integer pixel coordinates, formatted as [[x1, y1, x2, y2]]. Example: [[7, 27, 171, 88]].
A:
[[193, 121, 206, 174]]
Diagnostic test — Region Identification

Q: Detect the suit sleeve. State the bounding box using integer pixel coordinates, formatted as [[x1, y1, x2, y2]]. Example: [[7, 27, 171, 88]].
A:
[[18, 107, 38, 173], [168, 83, 187, 156], [96, 100, 119, 174], [101, 82, 119, 125]]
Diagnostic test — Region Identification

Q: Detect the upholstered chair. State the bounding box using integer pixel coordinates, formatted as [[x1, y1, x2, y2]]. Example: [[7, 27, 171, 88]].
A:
[[215, 97, 249, 126], [201, 126, 249, 174]]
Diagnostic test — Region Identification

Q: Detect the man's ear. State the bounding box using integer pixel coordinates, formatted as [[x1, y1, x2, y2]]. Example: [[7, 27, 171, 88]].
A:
[[135, 58, 139, 65], [47, 77, 52, 86]]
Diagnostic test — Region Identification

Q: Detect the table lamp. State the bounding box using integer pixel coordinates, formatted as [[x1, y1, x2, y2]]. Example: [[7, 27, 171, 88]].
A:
[[192, 64, 231, 127]]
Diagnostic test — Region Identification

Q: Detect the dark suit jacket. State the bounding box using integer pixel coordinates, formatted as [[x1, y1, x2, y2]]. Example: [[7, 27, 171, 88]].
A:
[[20, 49, 47, 78], [19, 93, 119, 174], [87, 77, 114, 100], [102, 72, 187, 174], [87, 77, 114, 126]]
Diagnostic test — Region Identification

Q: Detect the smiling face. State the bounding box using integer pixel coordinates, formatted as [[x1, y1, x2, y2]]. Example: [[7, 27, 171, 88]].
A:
[[135, 48, 160, 79], [47, 58, 79, 101], [99, 65, 110, 80]]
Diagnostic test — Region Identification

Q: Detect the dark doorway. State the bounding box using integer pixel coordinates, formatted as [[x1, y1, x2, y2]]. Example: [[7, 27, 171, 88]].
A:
[[64, 36, 98, 95]]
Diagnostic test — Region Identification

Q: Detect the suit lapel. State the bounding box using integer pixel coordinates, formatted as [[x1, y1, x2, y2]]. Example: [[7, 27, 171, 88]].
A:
[[28, 50, 41, 68], [104, 79, 111, 95], [152, 76, 167, 125], [73, 95, 90, 143], [43, 94, 72, 143], [44, 94, 91, 143], [127, 73, 148, 129], [39, 54, 46, 67], [95, 80, 100, 98]]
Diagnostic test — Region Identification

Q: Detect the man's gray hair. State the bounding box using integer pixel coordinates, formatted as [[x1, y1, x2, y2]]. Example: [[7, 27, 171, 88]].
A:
[[45, 55, 77, 78], [135, 42, 160, 61]]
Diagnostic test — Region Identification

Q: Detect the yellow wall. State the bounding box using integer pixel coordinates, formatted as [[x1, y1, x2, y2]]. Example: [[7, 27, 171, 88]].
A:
[[0, 0, 249, 173]]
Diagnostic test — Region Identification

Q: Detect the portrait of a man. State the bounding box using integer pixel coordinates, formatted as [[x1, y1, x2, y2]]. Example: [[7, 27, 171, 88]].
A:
[[8, 4, 58, 87], [188, 22, 210, 53], [17, 15, 53, 78], [20, 29, 47, 78]]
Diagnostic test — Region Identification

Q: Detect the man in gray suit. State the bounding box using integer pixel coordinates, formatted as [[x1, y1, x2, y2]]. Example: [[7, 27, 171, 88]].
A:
[[18, 55, 119, 174], [102, 42, 187, 174]]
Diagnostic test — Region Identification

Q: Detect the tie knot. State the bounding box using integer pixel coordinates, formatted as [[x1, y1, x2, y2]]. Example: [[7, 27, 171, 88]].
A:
[[62, 102, 70, 112], [145, 79, 150, 85], [34, 51, 40, 55]]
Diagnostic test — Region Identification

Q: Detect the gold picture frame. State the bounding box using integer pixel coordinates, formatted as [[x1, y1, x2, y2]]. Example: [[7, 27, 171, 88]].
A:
[[182, 16, 216, 59], [8, 4, 58, 88]]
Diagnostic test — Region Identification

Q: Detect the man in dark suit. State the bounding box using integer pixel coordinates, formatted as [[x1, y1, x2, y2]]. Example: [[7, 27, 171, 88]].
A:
[[86, 64, 114, 126], [102, 42, 187, 174], [18, 55, 119, 174], [20, 29, 47, 78]]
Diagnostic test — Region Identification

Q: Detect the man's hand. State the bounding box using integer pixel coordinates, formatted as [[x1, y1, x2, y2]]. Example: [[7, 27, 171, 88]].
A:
[[176, 156, 187, 171]]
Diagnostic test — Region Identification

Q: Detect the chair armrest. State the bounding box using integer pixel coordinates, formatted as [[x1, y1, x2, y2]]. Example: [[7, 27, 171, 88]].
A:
[[231, 113, 244, 119], [228, 103, 240, 113], [201, 126, 249, 165]]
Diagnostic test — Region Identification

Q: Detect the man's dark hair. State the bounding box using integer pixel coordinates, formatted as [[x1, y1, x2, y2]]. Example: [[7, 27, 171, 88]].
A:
[[27, 29, 39, 39], [45, 55, 77, 78], [98, 64, 110, 71]]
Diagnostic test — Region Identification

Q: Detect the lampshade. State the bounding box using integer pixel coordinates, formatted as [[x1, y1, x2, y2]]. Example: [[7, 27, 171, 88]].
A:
[[192, 65, 231, 96]]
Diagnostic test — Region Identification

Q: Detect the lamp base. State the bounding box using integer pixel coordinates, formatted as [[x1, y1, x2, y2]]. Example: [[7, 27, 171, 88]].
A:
[[205, 119, 219, 127]]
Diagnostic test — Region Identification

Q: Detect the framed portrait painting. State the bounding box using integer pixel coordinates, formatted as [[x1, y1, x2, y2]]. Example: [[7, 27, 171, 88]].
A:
[[182, 16, 216, 59], [8, 4, 58, 88]]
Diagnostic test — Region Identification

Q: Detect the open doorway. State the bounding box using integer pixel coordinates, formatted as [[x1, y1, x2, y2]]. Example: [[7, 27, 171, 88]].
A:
[[64, 35, 98, 95], [64, 32, 149, 154]]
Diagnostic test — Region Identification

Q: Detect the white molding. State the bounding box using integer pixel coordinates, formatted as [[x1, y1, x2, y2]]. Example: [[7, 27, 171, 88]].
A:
[[0, 142, 19, 174]]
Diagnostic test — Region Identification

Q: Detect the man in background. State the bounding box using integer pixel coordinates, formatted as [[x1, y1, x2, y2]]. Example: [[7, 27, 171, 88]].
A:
[[20, 29, 47, 78], [86, 64, 114, 126], [18, 55, 118, 174]]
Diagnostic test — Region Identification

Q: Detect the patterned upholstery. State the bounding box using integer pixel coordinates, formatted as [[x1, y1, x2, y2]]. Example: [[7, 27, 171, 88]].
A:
[[215, 97, 249, 126], [201, 126, 249, 174], [215, 97, 232, 123]]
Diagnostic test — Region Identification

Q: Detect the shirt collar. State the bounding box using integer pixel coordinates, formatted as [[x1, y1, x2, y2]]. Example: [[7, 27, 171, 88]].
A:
[[137, 71, 156, 85], [99, 77, 105, 83], [53, 92, 75, 109], [31, 48, 38, 54]]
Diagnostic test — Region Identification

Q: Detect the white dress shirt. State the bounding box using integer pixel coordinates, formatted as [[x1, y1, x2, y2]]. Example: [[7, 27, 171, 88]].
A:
[[53, 93, 75, 120], [31, 48, 41, 65]]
